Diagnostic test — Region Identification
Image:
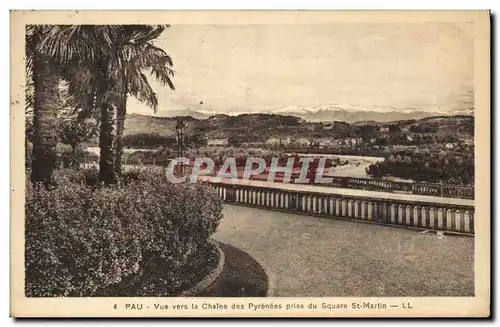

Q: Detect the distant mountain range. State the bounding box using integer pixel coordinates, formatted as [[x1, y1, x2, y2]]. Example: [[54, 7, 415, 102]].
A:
[[123, 111, 474, 143], [154, 104, 473, 123]]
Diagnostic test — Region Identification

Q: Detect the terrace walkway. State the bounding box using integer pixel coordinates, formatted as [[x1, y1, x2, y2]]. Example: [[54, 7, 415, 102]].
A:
[[213, 205, 474, 297]]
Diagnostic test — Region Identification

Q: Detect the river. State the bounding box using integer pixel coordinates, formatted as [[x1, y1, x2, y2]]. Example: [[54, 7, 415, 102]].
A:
[[286, 152, 385, 179]]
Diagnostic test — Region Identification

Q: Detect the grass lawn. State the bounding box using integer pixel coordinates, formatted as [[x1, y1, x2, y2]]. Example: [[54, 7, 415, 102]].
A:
[[213, 204, 474, 297]]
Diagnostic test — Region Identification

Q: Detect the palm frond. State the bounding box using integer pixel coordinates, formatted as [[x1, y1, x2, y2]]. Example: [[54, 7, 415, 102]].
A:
[[128, 72, 158, 111], [124, 42, 175, 91]]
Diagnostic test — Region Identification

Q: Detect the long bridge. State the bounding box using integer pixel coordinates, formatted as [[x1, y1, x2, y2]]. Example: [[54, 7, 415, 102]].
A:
[[201, 177, 475, 235]]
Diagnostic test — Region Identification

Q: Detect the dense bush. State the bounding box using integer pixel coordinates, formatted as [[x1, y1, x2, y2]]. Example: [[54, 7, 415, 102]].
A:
[[367, 148, 474, 185], [121, 133, 176, 148], [26, 169, 224, 297]]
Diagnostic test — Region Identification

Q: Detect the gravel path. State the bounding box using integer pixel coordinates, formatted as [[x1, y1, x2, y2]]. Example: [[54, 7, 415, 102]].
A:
[[213, 204, 474, 297]]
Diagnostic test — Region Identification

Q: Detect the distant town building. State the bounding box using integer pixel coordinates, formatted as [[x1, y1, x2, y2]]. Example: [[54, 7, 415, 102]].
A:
[[341, 137, 362, 148], [265, 137, 291, 146], [379, 126, 390, 133], [316, 138, 334, 148], [445, 143, 454, 149], [247, 141, 264, 147], [207, 137, 229, 146], [292, 138, 311, 148]]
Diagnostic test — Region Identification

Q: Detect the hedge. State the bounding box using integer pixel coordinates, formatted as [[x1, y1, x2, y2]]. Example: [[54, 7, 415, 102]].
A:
[[25, 169, 224, 297]]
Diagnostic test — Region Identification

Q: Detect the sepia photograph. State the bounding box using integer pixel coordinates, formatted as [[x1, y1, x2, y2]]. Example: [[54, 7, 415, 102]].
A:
[[10, 10, 490, 318]]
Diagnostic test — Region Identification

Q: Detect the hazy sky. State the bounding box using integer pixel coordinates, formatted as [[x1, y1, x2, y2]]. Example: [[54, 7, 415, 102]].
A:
[[128, 23, 474, 115]]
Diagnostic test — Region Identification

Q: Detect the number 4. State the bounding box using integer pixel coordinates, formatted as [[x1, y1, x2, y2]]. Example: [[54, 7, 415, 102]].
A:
[[113, 304, 117, 309]]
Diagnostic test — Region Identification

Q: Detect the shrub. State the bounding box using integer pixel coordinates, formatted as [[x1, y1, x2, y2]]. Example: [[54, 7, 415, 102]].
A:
[[25, 181, 142, 297], [121, 174, 224, 294], [25, 169, 224, 297]]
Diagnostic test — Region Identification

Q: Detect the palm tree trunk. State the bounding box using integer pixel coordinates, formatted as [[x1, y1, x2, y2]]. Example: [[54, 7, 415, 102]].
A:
[[30, 52, 60, 186], [114, 96, 127, 176], [99, 96, 119, 185]]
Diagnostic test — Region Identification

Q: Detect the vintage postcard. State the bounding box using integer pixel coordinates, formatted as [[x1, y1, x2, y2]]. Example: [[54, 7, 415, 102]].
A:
[[10, 10, 490, 318]]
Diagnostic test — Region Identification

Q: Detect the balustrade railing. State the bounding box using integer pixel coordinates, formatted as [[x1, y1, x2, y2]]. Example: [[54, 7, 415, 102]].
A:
[[246, 173, 474, 199], [207, 181, 475, 235]]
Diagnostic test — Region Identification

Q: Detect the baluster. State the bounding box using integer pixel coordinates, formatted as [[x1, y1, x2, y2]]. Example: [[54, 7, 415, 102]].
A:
[[470, 211, 475, 233], [420, 206, 428, 229], [390, 204, 396, 224], [341, 199, 346, 217], [397, 205, 403, 224], [375, 201, 381, 221], [414, 206, 421, 227], [405, 205, 411, 225], [455, 209, 462, 232], [464, 210, 471, 233], [437, 208, 444, 230], [446, 209, 453, 231], [354, 200, 360, 218], [380, 202, 387, 223], [367, 201, 373, 220], [429, 208, 436, 229]]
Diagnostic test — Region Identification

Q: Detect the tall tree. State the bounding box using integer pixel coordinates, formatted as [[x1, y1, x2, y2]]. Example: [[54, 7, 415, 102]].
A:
[[26, 26, 62, 186], [112, 25, 175, 175], [41, 25, 175, 183]]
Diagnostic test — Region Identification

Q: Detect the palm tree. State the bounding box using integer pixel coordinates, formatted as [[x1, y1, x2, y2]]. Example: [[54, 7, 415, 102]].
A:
[[26, 26, 62, 186], [39, 25, 175, 183], [112, 25, 175, 175]]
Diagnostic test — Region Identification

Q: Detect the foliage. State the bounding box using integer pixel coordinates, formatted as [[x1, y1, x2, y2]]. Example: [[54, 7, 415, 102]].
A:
[[121, 133, 176, 148], [25, 179, 142, 296], [26, 169, 224, 297], [367, 147, 475, 185], [27, 25, 176, 184], [59, 117, 99, 151]]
